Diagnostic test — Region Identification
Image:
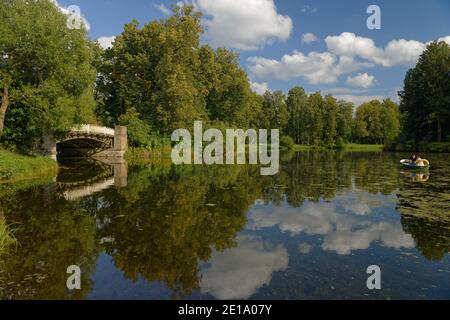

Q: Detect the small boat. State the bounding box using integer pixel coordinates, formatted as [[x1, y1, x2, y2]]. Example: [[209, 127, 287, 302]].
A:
[[400, 159, 430, 169]]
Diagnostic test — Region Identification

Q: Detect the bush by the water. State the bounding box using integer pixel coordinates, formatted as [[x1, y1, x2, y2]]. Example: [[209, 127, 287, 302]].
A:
[[280, 136, 295, 150]]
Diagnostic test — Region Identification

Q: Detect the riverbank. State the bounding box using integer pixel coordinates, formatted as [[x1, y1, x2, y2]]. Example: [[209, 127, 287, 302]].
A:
[[291, 144, 384, 152], [0, 149, 58, 183]]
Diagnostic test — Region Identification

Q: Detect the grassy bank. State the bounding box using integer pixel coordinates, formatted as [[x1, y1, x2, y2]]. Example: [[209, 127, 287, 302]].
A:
[[0, 149, 58, 182], [291, 144, 383, 152]]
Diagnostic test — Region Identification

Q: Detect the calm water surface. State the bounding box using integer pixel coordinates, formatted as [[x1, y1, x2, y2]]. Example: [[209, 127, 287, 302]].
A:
[[0, 151, 449, 299]]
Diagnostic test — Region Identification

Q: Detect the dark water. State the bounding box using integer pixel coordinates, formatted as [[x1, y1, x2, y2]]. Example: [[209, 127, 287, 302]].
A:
[[0, 151, 449, 300]]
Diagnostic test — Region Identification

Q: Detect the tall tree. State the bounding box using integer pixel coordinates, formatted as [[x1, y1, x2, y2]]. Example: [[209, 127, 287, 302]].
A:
[[260, 91, 288, 130], [0, 0, 96, 146], [322, 95, 339, 146], [337, 100, 354, 142], [286, 87, 308, 144], [399, 41, 450, 142]]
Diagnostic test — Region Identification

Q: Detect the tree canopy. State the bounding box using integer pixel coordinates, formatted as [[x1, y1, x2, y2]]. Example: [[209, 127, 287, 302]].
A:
[[0, 0, 96, 148], [399, 41, 450, 144]]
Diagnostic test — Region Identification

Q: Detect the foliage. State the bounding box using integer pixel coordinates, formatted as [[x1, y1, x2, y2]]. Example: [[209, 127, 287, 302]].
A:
[[280, 136, 295, 150], [355, 99, 400, 145], [0, 0, 97, 148], [399, 41, 450, 144], [96, 5, 259, 138]]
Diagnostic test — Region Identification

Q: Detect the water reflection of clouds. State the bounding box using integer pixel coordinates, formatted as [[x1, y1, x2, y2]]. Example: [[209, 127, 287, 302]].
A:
[[247, 201, 415, 255], [200, 235, 288, 300]]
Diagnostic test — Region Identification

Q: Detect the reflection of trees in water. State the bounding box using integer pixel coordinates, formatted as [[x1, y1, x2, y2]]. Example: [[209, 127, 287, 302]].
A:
[[400, 215, 450, 261], [397, 161, 450, 261], [0, 187, 98, 299], [89, 165, 257, 297], [1, 151, 450, 298]]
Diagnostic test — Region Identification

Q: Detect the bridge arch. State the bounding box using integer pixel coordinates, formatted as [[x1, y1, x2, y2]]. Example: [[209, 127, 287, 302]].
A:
[[36, 125, 127, 160]]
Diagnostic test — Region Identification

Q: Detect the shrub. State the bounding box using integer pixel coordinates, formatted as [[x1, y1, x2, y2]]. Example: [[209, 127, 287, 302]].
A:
[[119, 108, 155, 147], [280, 136, 295, 150]]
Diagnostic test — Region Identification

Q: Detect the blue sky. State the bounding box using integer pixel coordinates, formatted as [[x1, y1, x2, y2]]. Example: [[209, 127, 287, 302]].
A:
[[56, 0, 450, 105]]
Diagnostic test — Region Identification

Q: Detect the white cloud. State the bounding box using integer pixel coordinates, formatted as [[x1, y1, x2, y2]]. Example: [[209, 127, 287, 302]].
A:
[[438, 36, 450, 46], [383, 39, 426, 67], [248, 51, 370, 84], [50, 0, 91, 31], [247, 201, 414, 255], [250, 81, 270, 95], [154, 3, 171, 15], [301, 5, 318, 13], [302, 32, 319, 44], [249, 32, 450, 85], [200, 235, 288, 299], [322, 222, 415, 255], [194, 0, 293, 51], [332, 94, 385, 106], [346, 73, 376, 88], [97, 36, 116, 49], [325, 32, 426, 67], [325, 32, 386, 65]]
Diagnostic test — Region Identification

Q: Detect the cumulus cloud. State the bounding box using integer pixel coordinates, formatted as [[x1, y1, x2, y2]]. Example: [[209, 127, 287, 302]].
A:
[[97, 36, 116, 49], [302, 32, 319, 44], [194, 0, 292, 51], [346, 73, 376, 88], [200, 235, 288, 299], [438, 36, 450, 46], [248, 32, 450, 85], [248, 51, 370, 84], [247, 201, 414, 255], [250, 81, 270, 95], [50, 0, 91, 31], [325, 32, 426, 67]]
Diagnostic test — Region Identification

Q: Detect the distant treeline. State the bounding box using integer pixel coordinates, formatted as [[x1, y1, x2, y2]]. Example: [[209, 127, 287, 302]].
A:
[[0, 1, 449, 152]]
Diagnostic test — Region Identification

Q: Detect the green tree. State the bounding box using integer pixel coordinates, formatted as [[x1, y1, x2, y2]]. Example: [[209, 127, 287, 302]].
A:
[[322, 95, 339, 147], [96, 5, 258, 137], [0, 0, 96, 147], [286, 87, 308, 144], [399, 41, 450, 142], [260, 91, 288, 130], [307, 92, 325, 146], [337, 100, 354, 142], [355, 99, 400, 145]]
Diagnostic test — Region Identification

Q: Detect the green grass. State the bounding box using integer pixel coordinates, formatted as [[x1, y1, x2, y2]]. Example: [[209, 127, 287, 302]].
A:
[[342, 143, 384, 151], [0, 149, 58, 182], [0, 216, 18, 281], [291, 144, 383, 152], [0, 217, 17, 256]]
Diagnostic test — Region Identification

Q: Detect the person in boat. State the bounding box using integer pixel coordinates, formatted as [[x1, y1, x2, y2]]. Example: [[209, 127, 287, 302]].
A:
[[410, 154, 418, 163]]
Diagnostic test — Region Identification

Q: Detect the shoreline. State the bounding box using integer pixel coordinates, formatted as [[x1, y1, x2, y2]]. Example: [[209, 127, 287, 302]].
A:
[[0, 149, 59, 184]]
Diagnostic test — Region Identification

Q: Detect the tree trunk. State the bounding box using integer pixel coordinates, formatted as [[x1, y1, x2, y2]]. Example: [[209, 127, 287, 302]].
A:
[[437, 118, 442, 142], [0, 83, 10, 136]]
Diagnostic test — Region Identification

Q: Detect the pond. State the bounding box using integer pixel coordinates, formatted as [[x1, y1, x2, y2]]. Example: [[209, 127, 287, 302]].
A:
[[0, 151, 449, 300]]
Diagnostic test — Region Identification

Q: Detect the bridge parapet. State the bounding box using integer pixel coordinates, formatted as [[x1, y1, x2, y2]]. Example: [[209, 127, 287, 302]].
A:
[[70, 124, 115, 137]]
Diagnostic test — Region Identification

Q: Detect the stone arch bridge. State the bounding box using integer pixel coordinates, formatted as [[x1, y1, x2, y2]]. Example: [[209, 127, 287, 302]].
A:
[[37, 125, 127, 160]]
